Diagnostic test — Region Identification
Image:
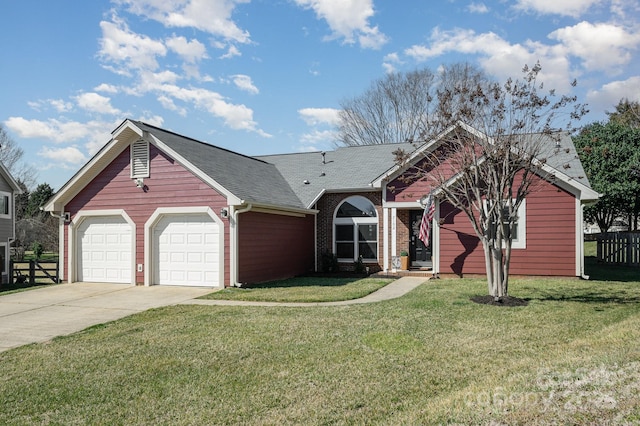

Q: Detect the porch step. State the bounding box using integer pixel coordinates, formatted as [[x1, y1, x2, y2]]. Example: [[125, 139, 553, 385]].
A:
[[372, 268, 435, 278]]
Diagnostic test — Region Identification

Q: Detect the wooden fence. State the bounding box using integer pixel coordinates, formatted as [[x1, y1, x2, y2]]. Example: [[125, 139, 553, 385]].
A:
[[9, 260, 60, 285], [596, 232, 640, 267]]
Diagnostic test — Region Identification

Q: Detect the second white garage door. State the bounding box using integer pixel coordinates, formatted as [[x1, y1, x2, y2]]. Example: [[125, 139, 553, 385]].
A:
[[153, 213, 220, 287]]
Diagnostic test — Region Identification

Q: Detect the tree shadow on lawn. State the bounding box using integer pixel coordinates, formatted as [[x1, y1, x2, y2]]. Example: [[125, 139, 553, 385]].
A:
[[242, 276, 363, 289], [584, 256, 640, 282], [529, 288, 640, 305]]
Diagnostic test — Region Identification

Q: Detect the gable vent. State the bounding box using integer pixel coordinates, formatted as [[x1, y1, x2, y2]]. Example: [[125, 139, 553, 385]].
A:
[[131, 139, 150, 178]]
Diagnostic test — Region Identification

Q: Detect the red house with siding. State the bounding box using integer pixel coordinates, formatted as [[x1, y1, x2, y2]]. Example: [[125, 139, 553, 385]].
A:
[[44, 119, 598, 287]]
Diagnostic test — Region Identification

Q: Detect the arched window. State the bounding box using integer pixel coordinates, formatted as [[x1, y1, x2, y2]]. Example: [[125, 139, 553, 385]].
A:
[[334, 196, 378, 261]]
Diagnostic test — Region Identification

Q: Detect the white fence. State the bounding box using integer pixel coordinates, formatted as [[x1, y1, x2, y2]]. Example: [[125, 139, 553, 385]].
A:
[[596, 232, 640, 267]]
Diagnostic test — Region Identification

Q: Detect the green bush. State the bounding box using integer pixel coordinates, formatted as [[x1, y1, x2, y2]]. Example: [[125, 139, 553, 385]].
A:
[[31, 242, 44, 260]]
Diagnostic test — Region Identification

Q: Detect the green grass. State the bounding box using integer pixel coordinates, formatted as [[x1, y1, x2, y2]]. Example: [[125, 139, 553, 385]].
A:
[[0, 282, 54, 295], [1, 276, 639, 424], [200, 276, 393, 302], [16, 251, 59, 262]]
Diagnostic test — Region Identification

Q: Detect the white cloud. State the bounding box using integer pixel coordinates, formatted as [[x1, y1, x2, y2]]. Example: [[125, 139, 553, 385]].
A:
[[514, 0, 603, 17], [466, 2, 489, 13], [405, 27, 576, 92], [158, 95, 188, 115], [135, 114, 165, 128], [114, 0, 251, 43], [298, 108, 340, 126], [94, 83, 119, 94], [75, 92, 121, 115], [231, 74, 259, 94], [98, 16, 167, 73], [219, 44, 241, 59], [382, 52, 402, 73], [587, 76, 640, 113], [300, 129, 337, 146], [157, 84, 271, 136], [293, 0, 388, 49], [28, 99, 74, 113], [4, 117, 117, 148], [166, 35, 208, 63], [298, 109, 340, 149], [38, 146, 87, 165], [5, 117, 64, 141], [549, 21, 640, 73]]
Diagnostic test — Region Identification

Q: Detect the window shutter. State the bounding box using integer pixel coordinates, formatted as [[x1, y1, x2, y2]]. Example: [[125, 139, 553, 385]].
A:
[[131, 140, 149, 178]]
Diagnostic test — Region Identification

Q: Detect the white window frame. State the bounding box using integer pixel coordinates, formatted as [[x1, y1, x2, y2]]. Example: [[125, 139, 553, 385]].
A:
[[485, 199, 526, 250], [333, 196, 379, 262], [0, 191, 11, 219]]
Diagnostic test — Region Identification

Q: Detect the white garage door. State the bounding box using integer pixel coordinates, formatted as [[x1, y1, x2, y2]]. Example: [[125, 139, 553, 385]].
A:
[[153, 213, 220, 287], [77, 216, 132, 283]]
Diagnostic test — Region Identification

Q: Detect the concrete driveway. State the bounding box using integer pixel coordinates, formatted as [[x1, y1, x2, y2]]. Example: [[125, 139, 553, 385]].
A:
[[0, 283, 214, 352]]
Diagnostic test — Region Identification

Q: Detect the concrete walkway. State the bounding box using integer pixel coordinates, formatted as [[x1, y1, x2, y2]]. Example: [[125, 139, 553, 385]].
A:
[[0, 283, 212, 353], [182, 276, 428, 307], [0, 277, 427, 353]]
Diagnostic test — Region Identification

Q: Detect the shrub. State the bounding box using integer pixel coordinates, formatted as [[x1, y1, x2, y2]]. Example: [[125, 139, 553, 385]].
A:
[[321, 251, 339, 273], [31, 242, 44, 260]]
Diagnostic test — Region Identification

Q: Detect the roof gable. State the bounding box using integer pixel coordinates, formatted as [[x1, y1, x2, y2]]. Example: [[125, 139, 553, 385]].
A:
[[133, 121, 305, 209], [44, 120, 307, 212], [0, 161, 22, 194], [375, 122, 598, 202]]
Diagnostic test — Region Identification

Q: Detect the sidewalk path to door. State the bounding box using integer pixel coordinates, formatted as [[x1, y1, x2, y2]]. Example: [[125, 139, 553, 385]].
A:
[[182, 276, 428, 307]]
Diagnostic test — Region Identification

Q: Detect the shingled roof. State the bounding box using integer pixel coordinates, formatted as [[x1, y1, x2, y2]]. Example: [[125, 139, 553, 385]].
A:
[[44, 119, 595, 215], [132, 121, 306, 210], [136, 121, 594, 209], [256, 143, 414, 208]]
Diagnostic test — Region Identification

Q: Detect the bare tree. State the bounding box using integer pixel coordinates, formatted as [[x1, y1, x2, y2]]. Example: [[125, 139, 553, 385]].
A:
[[337, 63, 492, 146], [338, 68, 438, 145], [0, 124, 37, 189], [396, 63, 587, 300]]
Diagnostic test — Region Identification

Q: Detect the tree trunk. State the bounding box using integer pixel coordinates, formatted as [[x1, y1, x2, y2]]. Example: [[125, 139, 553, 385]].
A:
[[482, 238, 494, 296], [491, 247, 505, 300]]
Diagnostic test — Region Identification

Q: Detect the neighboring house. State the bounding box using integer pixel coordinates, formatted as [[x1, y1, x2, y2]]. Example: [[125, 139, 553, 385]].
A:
[[43, 119, 599, 287], [0, 162, 22, 284]]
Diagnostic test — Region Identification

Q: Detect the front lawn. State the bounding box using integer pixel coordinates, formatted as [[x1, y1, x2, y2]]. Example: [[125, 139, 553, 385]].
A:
[[1, 276, 639, 424], [201, 276, 393, 302]]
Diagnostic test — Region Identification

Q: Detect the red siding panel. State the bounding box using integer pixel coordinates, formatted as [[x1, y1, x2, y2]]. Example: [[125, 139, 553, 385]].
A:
[[438, 175, 577, 277], [238, 211, 315, 284], [63, 145, 231, 285]]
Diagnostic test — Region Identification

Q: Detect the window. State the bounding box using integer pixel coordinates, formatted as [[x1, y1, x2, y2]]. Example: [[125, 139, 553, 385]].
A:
[[487, 199, 526, 249], [0, 192, 10, 219], [334, 196, 378, 261], [131, 139, 150, 178]]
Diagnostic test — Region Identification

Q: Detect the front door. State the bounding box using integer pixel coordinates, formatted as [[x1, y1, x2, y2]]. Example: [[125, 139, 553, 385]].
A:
[[410, 210, 432, 268]]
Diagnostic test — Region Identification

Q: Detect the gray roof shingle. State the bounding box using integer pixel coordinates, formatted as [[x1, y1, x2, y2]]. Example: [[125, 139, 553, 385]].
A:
[[257, 143, 414, 207], [535, 132, 592, 189], [133, 121, 305, 209]]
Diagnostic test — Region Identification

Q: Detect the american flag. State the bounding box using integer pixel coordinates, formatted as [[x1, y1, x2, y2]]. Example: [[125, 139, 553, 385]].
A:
[[419, 194, 435, 246]]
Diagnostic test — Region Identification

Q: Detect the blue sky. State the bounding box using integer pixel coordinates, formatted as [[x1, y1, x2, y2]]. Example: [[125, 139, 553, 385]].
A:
[[2, 0, 639, 190]]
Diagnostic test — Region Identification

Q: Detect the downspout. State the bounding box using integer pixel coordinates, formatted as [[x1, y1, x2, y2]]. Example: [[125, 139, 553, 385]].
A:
[[579, 203, 589, 280], [47, 210, 67, 283], [232, 203, 252, 287]]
